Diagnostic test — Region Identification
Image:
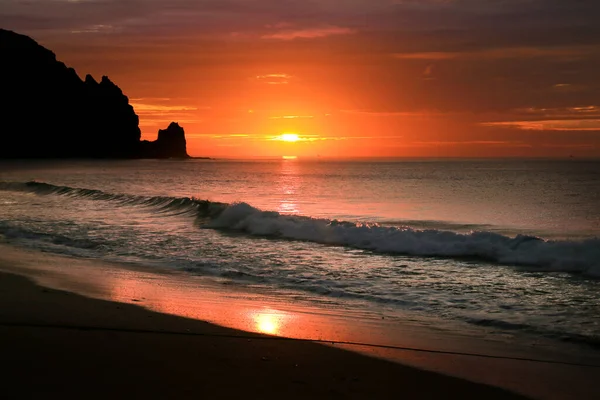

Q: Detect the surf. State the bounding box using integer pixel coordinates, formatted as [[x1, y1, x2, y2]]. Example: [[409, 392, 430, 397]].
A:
[[2, 180, 599, 277]]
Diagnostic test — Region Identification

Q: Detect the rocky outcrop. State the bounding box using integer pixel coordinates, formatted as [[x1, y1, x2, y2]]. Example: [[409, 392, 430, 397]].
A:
[[0, 29, 190, 159], [141, 122, 189, 159]]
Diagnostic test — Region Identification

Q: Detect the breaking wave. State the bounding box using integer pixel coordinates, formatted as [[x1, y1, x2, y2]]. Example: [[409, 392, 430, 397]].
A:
[[2, 180, 599, 277]]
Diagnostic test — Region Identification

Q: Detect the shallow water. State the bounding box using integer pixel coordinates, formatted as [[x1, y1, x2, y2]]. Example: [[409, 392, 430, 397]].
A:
[[1, 159, 599, 348]]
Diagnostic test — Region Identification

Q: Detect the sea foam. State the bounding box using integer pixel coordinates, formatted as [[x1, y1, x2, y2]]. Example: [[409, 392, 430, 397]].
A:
[[2, 180, 599, 277], [206, 202, 600, 277]]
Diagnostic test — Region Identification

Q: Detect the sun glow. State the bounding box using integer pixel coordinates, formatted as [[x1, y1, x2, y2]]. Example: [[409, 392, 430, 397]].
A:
[[254, 313, 280, 335], [279, 133, 300, 142]]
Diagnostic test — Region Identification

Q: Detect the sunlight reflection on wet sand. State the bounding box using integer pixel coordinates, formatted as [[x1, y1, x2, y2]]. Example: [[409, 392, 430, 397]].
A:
[[4, 243, 599, 364], [3, 243, 600, 400], [106, 268, 363, 342], [0, 243, 448, 348]]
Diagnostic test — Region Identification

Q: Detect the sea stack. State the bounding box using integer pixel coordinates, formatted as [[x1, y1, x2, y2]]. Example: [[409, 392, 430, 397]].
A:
[[140, 122, 190, 159]]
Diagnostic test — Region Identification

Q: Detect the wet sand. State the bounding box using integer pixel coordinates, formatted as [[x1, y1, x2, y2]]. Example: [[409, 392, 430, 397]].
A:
[[0, 271, 528, 399], [1, 244, 599, 399]]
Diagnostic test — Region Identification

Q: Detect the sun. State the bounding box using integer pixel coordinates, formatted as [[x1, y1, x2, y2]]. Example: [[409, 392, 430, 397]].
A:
[[280, 133, 300, 142]]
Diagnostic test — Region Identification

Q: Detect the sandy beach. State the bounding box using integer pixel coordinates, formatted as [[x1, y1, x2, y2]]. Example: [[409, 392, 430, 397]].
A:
[[3, 2, 600, 397], [1, 244, 599, 399], [0, 271, 528, 400]]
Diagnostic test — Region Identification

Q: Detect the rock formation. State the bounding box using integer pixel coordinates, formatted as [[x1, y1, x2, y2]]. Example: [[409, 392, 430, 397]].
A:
[[0, 29, 190, 159], [141, 122, 189, 159]]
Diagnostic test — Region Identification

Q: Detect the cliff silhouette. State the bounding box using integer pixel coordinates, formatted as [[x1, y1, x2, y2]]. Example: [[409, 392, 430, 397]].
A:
[[0, 29, 189, 159], [141, 122, 189, 159]]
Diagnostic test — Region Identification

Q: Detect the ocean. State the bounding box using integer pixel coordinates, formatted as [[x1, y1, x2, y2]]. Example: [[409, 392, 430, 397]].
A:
[[1, 158, 599, 349]]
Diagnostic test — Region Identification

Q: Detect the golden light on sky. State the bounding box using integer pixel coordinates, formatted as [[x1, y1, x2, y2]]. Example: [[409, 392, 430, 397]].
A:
[[5, 0, 599, 158]]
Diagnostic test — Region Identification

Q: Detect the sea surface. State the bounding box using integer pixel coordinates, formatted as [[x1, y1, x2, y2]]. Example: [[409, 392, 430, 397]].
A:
[[1, 159, 599, 348]]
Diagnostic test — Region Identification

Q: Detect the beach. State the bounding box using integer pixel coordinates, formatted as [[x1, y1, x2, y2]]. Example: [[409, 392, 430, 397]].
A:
[[0, 269, 519, 399], [1, 243, 599, 399], [1, 159, 599, 399], [2, 1, 600, 397]]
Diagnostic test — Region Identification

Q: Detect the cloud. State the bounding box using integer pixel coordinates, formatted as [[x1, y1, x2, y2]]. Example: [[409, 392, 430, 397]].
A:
[[393, 46, 596, 61], [3, 0, 600, 151], [481, 120, 600, 131], [2, 0, 598, 42], [341, 110, 450, 118], [269, 115, 314, 119], [262, 26, 356, 40], [188, 134, 250, 139], [197, 133, 406, 142], [480, 105, 600, 131], [410, 140, 530, 147], [540, 143, 596, 149], [130, 98, 209, 135], [70, 24, 120, 34], [255, 74, 293, 85], [139, 118, 201, 128], [513, 105, 600, 118], [130, 102, 200, 113]]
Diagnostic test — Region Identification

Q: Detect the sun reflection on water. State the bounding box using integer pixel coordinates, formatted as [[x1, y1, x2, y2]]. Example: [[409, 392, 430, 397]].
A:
[[278, 158, 301, 214]]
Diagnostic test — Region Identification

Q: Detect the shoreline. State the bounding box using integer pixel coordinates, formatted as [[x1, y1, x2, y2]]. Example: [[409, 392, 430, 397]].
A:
[[1, 243, 599, 399], [0, 271, 526, 399]]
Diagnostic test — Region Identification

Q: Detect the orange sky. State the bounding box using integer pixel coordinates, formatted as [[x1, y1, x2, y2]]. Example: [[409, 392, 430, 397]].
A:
[[2, 0, 600, 158]]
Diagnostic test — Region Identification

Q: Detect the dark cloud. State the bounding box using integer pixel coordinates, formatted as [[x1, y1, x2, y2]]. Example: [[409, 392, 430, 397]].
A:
[[2, 0, 599, 122], [2, 1, 598, 38]]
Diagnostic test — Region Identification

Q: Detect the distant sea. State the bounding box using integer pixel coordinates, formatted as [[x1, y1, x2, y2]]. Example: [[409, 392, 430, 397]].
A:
[[1, 159, 599, 348]]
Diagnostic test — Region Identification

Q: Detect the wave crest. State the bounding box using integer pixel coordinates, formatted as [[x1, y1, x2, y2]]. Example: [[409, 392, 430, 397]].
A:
[[207, 202, 600, 277], [2, 180, 599, 277]]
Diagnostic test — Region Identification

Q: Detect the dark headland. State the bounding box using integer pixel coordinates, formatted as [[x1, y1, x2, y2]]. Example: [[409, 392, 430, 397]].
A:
[[0, 29, 194, 159]]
